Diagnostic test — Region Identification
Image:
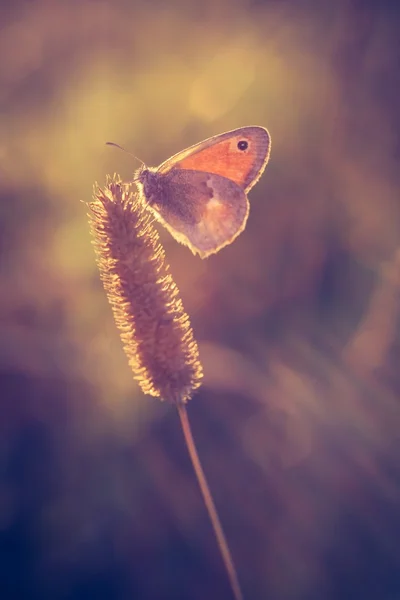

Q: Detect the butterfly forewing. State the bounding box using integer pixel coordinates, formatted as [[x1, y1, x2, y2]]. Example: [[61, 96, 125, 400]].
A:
[[157, 126, 271, 192]]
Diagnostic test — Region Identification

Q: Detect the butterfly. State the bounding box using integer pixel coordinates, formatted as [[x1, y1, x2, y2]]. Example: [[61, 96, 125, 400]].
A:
[[107, 126, 271, 258]]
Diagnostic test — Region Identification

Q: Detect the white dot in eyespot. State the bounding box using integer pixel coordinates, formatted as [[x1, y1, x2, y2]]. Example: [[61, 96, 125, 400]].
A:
[[237, 140, 249, 151], [229, 138, 250, 152]]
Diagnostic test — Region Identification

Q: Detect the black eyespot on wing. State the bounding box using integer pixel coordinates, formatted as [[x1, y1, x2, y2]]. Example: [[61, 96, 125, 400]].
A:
[[237, 140, 248, 151]]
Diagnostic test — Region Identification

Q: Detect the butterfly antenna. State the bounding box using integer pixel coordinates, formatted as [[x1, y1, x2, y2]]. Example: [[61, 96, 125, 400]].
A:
[[106, 141, 145, 168]]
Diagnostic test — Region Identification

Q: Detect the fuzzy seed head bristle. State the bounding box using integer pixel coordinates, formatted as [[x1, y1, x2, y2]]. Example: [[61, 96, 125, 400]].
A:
[[88, 176, 203, 403]]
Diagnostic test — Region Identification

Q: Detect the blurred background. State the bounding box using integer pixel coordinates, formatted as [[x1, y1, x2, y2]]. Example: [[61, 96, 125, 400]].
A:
[[1, 0, 400, 598]]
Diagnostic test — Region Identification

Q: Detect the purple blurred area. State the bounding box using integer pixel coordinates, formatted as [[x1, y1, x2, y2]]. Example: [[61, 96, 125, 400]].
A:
[[1, 0, 400, 598]]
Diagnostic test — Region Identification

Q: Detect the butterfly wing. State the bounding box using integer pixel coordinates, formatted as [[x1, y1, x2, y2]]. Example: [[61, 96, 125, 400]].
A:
[[145, 169, 249, 258], [157, 126, 271, 193]]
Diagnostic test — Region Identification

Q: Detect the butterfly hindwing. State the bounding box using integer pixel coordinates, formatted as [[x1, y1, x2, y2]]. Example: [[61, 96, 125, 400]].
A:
[[145, 169, 249, 258]]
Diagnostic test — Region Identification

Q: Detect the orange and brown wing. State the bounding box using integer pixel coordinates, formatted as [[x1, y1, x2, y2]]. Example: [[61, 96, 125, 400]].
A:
[[157, 126, 271, 193]]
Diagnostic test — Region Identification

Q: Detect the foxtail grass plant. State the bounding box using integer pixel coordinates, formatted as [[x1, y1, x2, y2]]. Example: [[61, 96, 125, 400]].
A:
[[88, 176, 243, 600]]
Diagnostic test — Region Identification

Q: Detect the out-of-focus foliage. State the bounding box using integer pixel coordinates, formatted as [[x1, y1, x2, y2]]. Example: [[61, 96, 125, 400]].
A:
[[1, 0, 400, 599]]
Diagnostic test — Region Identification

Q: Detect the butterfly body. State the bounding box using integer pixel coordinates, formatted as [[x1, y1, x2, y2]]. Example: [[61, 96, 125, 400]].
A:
[[131, 126, 271, 258]]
